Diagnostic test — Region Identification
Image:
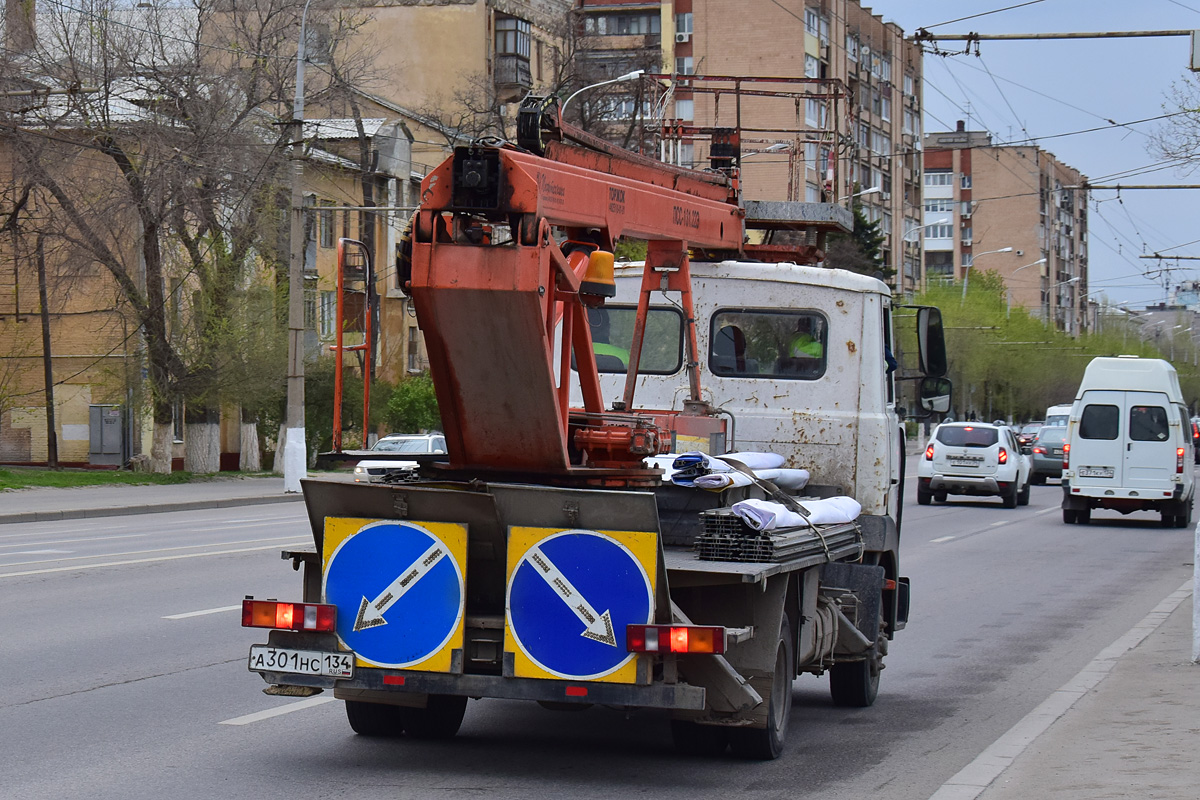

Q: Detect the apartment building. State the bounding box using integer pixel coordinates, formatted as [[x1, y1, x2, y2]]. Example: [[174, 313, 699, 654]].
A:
[[575, 1, 924, 294], [923, 124, 1090, 334]]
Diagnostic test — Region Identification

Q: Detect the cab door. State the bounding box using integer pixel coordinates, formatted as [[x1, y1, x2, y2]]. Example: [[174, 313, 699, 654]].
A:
[[1072, 391, 1124, 489], [1123, 392, 1175, 493]]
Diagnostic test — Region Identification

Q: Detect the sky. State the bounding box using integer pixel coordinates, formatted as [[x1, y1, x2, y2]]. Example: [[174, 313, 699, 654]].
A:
[[871, 0, 1200, 309]]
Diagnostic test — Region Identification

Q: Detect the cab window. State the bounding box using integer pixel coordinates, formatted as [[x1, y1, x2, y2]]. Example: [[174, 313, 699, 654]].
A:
[[1129, 405, 1169, 442], [576, 305, 683, 375], [1079, 404, 1119, 440], [709, 310, 827, 380]]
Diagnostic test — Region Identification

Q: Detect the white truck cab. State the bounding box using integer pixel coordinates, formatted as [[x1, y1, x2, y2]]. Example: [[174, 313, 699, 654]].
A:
[[1061, 356, 1195, 527]]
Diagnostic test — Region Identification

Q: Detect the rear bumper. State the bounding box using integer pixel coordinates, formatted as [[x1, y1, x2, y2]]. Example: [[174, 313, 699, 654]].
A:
[[251, 663, 706, 711], [1061, 479, 1186, 511], [921, 474, 1008, 495]]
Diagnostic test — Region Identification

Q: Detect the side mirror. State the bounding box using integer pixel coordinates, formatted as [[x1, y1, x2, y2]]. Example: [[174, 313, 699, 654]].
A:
[[916, 307, 948, 378], [918, 376, 953, 416]]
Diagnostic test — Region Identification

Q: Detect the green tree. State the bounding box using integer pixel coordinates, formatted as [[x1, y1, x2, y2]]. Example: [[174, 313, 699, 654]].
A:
[[385, 374, 442, 434], [824, 203, 888, 279]]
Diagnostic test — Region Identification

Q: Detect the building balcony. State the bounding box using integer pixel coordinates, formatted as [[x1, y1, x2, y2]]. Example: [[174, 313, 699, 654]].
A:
[[494, 55, 531, 101]]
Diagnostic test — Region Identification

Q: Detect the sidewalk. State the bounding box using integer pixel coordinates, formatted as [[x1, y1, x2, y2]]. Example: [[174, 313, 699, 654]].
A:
[[0, 475, 303, 524], [938, 584, 1200, 800]]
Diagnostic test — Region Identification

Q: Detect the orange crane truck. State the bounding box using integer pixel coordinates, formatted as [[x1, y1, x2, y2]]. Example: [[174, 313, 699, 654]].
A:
[[242, 96, 951, 759]]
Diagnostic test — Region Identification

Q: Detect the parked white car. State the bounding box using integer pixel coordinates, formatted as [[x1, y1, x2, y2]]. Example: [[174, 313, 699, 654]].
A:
[[353, 433, 447, 483], [917, 422, 1032, 508]]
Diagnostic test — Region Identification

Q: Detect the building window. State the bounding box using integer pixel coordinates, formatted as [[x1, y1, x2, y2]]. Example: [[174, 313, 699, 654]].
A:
[[496, 16, 530, 58], [806, 182, 821, 202], [805, 54, 819, 79], [961, 173, 973, 189], [407, 325, 420, 372], [904, 74, 915, 96], [676, 12, 692, 34], [925, 171, 953, 186], [588, 12, 660, 36], [925, 251, 954, 279], [924, 198, 953, 213], [319, 200, 335, 248], [675, 56, 694, 76], [881, 94, 891, 121], [847, 34, 859, 61], [320, 291, 337, 339], [807, 98, 827, 128], [675, 98, 694, 120], [926, 224, 953, 239]]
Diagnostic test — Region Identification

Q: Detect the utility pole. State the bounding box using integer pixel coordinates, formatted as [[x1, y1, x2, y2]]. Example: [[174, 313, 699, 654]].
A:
[[35, 235, 58, 469], [283, 1, 315, 493]]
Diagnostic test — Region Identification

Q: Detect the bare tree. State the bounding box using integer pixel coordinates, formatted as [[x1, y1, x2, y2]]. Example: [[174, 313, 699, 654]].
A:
[[0, 1, 306, 472]]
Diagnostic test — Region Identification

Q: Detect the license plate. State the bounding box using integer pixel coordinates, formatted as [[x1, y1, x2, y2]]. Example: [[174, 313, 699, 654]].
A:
[[248, 645, 354, 678], [949, 458, 980, 467], [1052, 448, 1063, 456], [1078, 466, 1114, 478]]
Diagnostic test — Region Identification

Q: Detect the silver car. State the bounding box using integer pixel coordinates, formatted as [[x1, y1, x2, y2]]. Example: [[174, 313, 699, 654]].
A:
[[353, 433, 447, 483]]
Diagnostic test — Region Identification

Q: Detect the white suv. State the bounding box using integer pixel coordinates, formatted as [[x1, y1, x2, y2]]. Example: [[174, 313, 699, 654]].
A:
[[917, 422, 1032, 508], [353, 433, 447, 483]]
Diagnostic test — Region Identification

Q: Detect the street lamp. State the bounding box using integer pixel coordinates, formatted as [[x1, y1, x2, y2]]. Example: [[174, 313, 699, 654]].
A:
[[284, 0, 316, 493], [1006, 257, 1048, 317], [561, 69, 645, 117], [903, 218, 950, 242], [961, 246, 1014, 303], [849, 185, 881, 200]]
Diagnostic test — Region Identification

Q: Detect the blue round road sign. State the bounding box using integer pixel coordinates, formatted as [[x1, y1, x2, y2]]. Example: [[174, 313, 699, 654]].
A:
[[324, 521, 463, 668], [507, 530, 653, 680]]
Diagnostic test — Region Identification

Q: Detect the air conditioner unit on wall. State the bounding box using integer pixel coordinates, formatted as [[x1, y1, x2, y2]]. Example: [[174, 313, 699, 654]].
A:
[[675, 32, 691, 43]]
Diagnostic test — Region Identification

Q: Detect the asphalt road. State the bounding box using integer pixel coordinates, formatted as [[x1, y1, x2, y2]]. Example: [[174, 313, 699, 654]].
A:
[[0, 472, 1193, 800]]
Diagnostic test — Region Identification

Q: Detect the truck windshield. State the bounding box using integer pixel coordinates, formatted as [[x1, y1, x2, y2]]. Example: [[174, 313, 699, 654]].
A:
[[936, 426, 999, 447]]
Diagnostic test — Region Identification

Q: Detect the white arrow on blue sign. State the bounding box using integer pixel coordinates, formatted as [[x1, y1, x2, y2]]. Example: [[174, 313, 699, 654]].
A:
[[324, 521, 464, 668], [507, 529, 653, 680]]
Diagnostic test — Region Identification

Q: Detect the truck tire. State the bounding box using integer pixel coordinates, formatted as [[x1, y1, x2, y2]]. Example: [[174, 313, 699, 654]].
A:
[[934, 491, 947, 504], [728, 618, 793, 760], [917, 487, 932, 506], [1063, 508, 1077, 524], [345, 700, 405, 737], [829, 617, 884, 709], [399, 694, 468, 740], [670, 720, 729, 756], [1077, 507, 1090, 525], [1017, 480, 1031, 506]]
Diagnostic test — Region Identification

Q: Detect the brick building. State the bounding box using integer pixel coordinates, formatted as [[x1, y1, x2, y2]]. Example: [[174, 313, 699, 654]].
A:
[[923, 123, 1090, 334], [575, 0, 925, 294]]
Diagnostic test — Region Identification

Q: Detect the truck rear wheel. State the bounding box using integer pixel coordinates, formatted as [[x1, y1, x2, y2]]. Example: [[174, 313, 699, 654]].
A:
[[399, 695, 468, 740], [830, 614, 884, 708], [917, 487, 932, 506], [670, 720, 729, 756], [345, 700, 405, 737], [728, 618, 793, 760]]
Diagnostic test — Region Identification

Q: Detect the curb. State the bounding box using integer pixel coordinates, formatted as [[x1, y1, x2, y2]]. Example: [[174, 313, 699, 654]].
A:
[[0, 492, 304, 525]]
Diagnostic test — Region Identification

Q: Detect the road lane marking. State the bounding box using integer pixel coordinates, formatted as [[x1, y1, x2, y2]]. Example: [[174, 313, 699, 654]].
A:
[[0, 541, 310, 578], [0, 534, 146, 548], [930, 536, 956, 543], [0, 535, 304, 568], [219, 696, 336, 726], [1034, 506, 1059, 516], [190, 521, 299, 532], [927, 580, 1193, 800], [163, 605, 242, 620]]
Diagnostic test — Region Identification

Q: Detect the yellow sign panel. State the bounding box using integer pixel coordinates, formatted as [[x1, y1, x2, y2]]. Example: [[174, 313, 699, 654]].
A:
[[322, 517, 467, 673], [505, 526, 658, 684]]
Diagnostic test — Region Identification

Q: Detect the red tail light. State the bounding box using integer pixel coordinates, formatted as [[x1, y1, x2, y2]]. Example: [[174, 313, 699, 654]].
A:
[[924, 444, 935, 460], [998, 447, 1008, 464], [1177, 448, 1185, 474], [242, 599, 336, 632], [1032, 446, 1045, 454], [626, 625, 726, 654], [1063, 443, 1070, 469]]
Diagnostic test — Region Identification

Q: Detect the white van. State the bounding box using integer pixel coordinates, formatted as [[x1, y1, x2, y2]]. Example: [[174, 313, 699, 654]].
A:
[[1061, 356, 1194, 526], [1044, 404, 1072, 427]]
